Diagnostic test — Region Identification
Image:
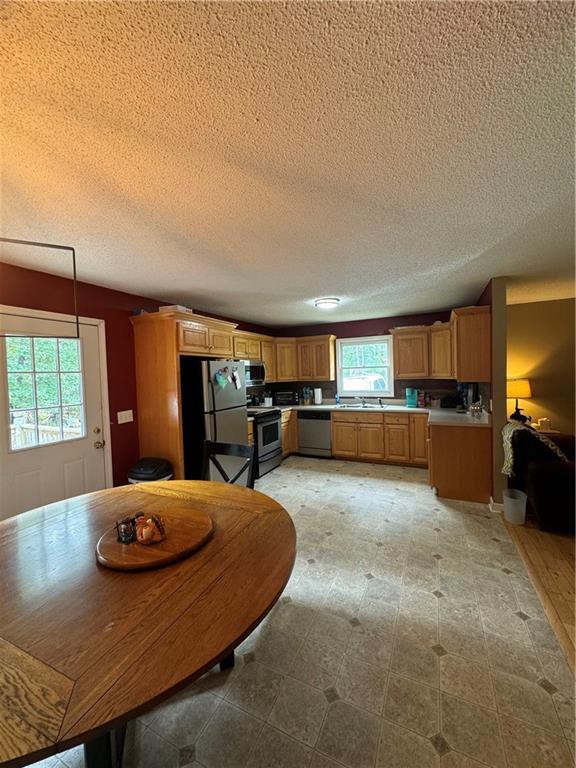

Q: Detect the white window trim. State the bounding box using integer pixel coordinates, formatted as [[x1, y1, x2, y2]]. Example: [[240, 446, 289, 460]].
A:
[[336, 335, 394, 398]]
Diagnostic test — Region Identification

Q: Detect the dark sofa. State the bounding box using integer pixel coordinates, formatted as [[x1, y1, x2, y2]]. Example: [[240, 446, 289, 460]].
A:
[[509, 429, 575, 533]]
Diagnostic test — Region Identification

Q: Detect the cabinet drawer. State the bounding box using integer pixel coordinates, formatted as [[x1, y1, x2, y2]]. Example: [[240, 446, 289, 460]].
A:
[[281, 410, 293, 424], [384, 414, 409, 425], [332, 411, 384, 424], [332, 412, 359, 423], [356, 413, 384, 424]]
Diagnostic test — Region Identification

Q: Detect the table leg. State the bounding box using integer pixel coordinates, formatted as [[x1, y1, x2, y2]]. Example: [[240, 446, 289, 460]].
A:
[[220, 651, 235, 671], [84, 724, 126, 768]]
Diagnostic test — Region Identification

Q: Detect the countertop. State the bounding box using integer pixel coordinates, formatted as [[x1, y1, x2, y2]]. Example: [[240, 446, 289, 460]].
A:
[[250, 404, 491, 428]]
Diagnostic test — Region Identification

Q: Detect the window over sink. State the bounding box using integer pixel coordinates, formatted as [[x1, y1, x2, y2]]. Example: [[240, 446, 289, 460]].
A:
[[336, 336, 394, 398]]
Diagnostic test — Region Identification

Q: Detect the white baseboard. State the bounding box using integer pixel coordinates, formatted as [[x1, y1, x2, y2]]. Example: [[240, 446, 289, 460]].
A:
[[489, 497, 504, 513]]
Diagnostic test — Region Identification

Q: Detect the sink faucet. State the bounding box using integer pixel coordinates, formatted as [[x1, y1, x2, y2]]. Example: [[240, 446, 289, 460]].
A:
[[355, 396, 366, 407]]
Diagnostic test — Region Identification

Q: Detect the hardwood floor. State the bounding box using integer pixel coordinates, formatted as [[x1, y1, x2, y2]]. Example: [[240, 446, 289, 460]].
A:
[[506, 518, 575, 671]]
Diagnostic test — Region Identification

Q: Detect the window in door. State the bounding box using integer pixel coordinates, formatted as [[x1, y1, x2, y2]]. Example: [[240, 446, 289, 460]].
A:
[[5, 336, 86, 451], [336, 335, 394, 397]]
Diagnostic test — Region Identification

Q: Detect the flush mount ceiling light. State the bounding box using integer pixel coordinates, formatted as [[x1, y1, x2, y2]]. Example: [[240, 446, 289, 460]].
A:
[[314, 297, 340, 310]]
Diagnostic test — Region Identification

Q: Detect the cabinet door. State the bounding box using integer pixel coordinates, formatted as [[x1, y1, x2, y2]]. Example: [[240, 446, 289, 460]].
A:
[[261, 341, 276, 382], [313, 340, 333, 380], [281, 422, 290, 457], [453, 310, 491, 382], [209, 329, 233, 357], [298, 342, 315, 379], [409, 415, 428, 464], [384, 424, 410, 461], [276, 342, 298, 381], [233, 336, 249, 358], [430, 325, 453, 379], [357, 423, 384, 460], [248, 339, 261, 359], [178, 322, 210, 353], [331, 421, 358, 457], [393, 332, 429, 378]]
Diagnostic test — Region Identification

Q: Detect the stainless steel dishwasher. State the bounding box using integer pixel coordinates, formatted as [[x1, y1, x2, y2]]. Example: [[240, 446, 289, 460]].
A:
[[298, 411, 331, 457]]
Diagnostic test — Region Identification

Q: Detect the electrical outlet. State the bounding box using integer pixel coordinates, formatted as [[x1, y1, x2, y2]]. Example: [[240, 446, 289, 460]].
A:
[[117, 409, 134, 424]]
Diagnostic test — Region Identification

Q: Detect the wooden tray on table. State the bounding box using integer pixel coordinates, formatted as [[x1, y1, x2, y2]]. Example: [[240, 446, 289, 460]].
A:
[[96, 506, 214, 571]]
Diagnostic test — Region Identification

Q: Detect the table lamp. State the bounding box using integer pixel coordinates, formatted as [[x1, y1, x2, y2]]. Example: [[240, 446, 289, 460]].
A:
[[507, 378, 532, 423]]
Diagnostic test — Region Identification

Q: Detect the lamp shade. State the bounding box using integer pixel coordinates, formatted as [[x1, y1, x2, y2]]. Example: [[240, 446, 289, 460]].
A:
[[507, 378, 532, 399]]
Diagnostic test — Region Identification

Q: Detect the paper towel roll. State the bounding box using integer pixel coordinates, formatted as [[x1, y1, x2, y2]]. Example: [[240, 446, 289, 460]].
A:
[[314, 388, 323, 405]]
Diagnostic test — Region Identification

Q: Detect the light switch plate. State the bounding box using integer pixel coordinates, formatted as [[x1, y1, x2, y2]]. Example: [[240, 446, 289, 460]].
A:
[[117, 409, 134, 424]]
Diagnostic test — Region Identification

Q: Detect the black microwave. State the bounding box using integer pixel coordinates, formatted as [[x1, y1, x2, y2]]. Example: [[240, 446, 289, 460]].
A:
[[243, 360, 265, 387]]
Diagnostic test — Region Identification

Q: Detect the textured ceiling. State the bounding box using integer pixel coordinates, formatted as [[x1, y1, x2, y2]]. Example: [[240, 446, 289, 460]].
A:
[[1, 1, 574, 326]]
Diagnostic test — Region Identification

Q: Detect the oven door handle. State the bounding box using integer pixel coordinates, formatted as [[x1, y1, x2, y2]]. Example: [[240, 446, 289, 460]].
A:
[[256, 414, 281, 425]]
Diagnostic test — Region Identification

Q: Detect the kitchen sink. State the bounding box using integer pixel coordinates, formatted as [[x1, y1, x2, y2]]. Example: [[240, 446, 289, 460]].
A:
[[336, 403, 386, 409]]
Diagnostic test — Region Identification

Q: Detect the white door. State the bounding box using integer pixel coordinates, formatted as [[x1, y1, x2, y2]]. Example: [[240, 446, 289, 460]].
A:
[[0, 313, 108, 520]]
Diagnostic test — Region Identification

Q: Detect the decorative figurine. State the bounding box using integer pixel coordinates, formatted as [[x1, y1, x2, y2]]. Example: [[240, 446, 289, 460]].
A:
[[135, 514, 166, 545], [115, 512, 166, 545]]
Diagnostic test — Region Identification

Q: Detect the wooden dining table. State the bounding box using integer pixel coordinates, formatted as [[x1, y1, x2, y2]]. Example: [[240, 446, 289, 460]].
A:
[[0, 481, 296, 768]]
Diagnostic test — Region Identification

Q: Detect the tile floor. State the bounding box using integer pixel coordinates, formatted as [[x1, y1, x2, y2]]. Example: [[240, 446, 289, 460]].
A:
[[36, 458, 575, 768]]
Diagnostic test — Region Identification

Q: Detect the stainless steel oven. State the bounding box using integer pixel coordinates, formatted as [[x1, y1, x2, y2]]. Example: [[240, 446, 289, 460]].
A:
[[247, 407, 282, 477], [243, 360, 265, 387]]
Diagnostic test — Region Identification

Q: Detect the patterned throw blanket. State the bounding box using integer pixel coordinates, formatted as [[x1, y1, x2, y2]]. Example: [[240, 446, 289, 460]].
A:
[[501, 422, 569, 476]]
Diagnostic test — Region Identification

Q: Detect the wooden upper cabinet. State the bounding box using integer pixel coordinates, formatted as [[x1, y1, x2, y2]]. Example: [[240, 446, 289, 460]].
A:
[[392, 327, 430, 378], [261, 340, 276, 382], [275, 339, 298, 381], [451, 306, 491, 383], [178, 321, 210, 353], [233, 334, 261, 360], [429, 323, 453, 379], [209, 328, 233, 357], [297, 336, 336, 381], [409, 414, 428, 464], [298, 342, 315, 379]]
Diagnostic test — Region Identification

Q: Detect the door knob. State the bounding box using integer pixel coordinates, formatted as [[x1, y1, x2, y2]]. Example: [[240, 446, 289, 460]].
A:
[[94, 440, 106, 449]]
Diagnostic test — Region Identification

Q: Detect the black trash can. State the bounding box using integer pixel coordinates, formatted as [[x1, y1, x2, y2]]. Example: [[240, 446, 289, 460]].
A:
[[128, 457, 173, 484]]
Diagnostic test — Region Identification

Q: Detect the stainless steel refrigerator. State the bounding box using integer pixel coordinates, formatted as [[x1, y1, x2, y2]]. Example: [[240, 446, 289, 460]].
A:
[[180, 358, 249, 484]]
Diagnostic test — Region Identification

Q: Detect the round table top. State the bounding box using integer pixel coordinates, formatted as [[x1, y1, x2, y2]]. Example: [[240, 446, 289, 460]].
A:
[[0, 481, 295, 768]]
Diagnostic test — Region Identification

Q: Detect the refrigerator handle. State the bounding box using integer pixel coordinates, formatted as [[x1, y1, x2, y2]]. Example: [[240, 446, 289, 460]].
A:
[[208, 379, 218, 442]]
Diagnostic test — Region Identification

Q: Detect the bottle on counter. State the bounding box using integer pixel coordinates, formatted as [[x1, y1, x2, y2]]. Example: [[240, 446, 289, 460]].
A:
[[418, 390, 426, 408]]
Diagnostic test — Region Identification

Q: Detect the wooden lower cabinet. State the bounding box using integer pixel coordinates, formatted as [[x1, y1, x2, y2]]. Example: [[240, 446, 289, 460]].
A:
[[357, 423, 385, 460], [332, 411, 428, 466], [384, 423, 410, 462], [281, 410, 298, 457], [331, 421, 358, 458], [409, 414, 428, 464], [428, 425, 492, 502]]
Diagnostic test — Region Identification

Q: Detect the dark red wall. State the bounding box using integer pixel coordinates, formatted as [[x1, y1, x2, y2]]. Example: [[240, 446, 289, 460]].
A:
[[271, 309, 452, 338], [1, 263, 473, 483], [476, 281, 492, 307], [1, 263, 164, 485]]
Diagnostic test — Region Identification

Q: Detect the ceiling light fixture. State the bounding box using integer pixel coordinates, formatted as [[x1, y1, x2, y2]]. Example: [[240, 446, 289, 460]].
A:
[[314, 297, 340, 310]]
